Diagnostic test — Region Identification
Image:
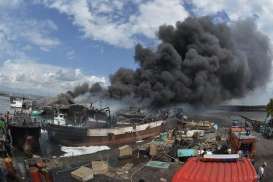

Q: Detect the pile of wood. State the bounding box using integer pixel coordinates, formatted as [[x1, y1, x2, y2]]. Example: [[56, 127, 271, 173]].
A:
[[91, 161, 109, 175], [118, 145, 133, 158], [71, 166, 94, 182], [183, 120, 214, 130]]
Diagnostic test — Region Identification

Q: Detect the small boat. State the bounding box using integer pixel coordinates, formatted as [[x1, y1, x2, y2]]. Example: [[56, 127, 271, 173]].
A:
[[53, 113, 66, 125], [10, 97, 23, 108]]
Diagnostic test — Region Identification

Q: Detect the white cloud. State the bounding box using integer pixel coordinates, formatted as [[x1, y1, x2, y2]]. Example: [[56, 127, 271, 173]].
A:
[[36, 0, 273, 51], [131, 0, 188, 39], [66, 50, 76, 60], [40, 0, 188, 48], [0, 60, 106, 95], [24, 31, 60, 51], [94, 3, 114, 13], [0, 16, 23, 58], [191, 0, 273, 39], [19, 19, 60, 51], [0, 2, 60, 55], [21, 45, 33, 52], [0, 28, 13, 56], [0, 16, 60, 56], [0, 0, 22, 9]]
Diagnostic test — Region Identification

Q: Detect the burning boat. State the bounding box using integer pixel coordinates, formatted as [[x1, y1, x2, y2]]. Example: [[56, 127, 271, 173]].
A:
[[47, 119, 164, 146], [46, 106, 166, 146]]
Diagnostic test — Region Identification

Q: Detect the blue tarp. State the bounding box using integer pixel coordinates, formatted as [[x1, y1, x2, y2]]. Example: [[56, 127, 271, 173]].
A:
[[145, 161, 170, 169], [32, 110, 43, 116], [177, 149, 197, 157], [160, 132, 168, 141]]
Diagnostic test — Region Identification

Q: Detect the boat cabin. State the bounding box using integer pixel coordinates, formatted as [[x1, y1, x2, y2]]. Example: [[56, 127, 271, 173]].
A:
[[53, 113, 66, 125], [10, 97, 23, 108]]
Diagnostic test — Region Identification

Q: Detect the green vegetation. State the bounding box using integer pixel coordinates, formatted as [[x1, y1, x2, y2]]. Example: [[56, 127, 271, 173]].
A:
[[266, 99, 273, 117]]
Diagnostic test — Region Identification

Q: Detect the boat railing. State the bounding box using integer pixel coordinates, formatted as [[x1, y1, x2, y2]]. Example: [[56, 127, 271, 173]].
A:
[[43, 119, 89, 128]]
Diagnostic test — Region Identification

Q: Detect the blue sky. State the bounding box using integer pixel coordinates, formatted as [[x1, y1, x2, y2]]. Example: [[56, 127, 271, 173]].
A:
[[0, 0, 273, 103], [1, 1, 137, 75]]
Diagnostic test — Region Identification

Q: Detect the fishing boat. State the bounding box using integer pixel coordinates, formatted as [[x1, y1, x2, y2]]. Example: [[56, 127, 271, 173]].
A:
[[46, 107, 166, 146], [47, 120, 165, 146]]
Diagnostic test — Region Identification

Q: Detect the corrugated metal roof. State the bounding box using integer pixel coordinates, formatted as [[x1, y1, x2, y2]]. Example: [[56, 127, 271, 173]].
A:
[[172, 157, 257, 182]]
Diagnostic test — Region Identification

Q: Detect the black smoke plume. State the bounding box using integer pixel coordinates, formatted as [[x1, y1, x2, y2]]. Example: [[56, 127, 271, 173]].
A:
[[109, 17, 272, 106], [50, 17, 272, 107], [44, 82, 104, 105]]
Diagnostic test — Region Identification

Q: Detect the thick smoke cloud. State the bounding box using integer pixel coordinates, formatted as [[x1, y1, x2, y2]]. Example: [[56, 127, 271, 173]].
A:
[[109, 17, 272, 106], [45, 82, 104, 105], [50, 16, 272, 107]]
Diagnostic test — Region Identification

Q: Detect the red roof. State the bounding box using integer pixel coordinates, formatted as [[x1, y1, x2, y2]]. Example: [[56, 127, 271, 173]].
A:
[[172, 157, 257, 182]]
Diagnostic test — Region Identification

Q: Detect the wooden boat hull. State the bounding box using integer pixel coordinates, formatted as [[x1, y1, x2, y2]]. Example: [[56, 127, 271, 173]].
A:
[[47, 121, 164, 146]]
